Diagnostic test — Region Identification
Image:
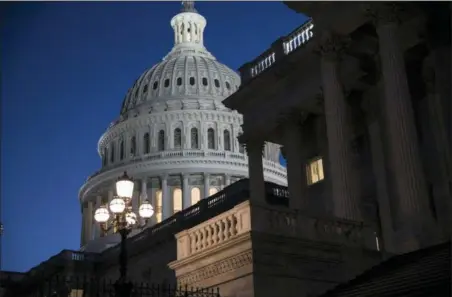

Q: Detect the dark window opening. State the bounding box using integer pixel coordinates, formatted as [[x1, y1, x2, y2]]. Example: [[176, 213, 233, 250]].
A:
[[224, 130, 231, 151], [143, 133, 150, 154], [120, 141, 124, 160], [207, 128, 215, 149], [130, 136, 136, 157], [164, 79, 170, 88], [135, 89, 139, 98], [189, 77, 195, 86], [153, 81, 158, 90], [158, 130, 165, 151], [225, 82, 231, 90], [202, 77, 208, 86], [174, 128, 182, 149], [191, 128, 199, 149], [110, 144, 115, 163], [143, 85, 148, 93], [177, 77, 182, 86], [214, 79, 220, 88]]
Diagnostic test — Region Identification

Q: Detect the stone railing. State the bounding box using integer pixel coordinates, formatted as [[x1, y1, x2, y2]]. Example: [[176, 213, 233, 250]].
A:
[[239, 19, 315, 84], [175, 201, 378, 261], [100, 179, 289, 263], [86, 149, 285, 182]]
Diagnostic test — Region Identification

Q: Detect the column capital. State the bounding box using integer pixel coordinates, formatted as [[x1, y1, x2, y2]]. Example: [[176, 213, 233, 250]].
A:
[[204, 173, 210, 179], [159, 174, 169, 181], [182, 173, 190, 180], [315, 31, 350, 62], [364, 3, 403, 27]]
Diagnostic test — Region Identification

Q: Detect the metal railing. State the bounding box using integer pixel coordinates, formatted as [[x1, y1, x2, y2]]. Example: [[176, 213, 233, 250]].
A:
[[4, 275, 220, 297]]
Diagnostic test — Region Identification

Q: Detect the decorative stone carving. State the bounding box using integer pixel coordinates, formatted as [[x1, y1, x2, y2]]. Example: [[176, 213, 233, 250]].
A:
[[178, 251, 253, 285], [315, 31, 350, 62]]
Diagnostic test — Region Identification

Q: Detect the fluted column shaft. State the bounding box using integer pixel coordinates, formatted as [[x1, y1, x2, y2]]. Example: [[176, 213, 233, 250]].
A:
[[318, 32, 361, 221], [283, 117, 308, 211], [182, 174, 190, 208], [203, 173, 210, 199], [162, 176, 171, 219], [372, 5, 435, 245], [246, 139, 266, 203]]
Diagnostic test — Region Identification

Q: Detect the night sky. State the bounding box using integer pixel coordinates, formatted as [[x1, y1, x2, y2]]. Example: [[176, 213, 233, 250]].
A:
[[1, 1, 305, 273]]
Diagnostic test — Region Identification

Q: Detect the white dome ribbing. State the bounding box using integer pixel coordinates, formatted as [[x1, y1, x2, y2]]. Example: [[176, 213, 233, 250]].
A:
[[120, 1, 241, 115]]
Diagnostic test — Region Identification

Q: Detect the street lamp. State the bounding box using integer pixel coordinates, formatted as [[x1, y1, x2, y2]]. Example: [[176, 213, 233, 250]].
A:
[[94, 171, 154, 297]]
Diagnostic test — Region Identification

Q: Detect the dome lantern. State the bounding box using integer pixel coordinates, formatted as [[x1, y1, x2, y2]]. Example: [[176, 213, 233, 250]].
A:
[[171, 1, 206, 48]]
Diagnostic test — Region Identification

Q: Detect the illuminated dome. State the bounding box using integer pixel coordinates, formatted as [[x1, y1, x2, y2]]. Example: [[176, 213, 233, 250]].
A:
[[79, 1, 287, 254], [120, 3, 240, 115]]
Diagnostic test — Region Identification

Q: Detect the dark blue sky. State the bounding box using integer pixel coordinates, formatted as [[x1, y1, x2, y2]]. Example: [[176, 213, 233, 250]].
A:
[[1, 1, 305, 272]]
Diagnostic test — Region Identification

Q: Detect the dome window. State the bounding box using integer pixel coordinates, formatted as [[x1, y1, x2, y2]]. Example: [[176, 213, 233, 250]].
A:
[[191, 128, 199, 149], [120, 140, 125, 160], [135, 89, 139, 98], [174, 128, 182, 149], [207, 128, 215, 149], [224, 130, 231, 151], [153, 81, 158, 90], [164, 79, 170, 88], [177, 77, 182, 86], [202, 77, 208, 86], [214, 79, 220, 88], [143, 133, 150, 154], [225, 82, 231, 90], [158, 130, 165, 151], [189, 77, 195, 86], [143, 84, 148, 93], [110, 143, 115, 163], [102, 148, 108, 166], [130, 136, 137, 157]]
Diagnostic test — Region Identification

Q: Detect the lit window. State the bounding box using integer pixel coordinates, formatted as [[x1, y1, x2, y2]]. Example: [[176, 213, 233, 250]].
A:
[[223, 130, 231, 151], [155, 190, 162, 223], [209, 187, 218, 196], [174, 128, 182, 149], [173, 188, 182, 214], [143, 133, 150, 154], [191, 187, 201, 205], [306, 157, 324, 185], [191, 127, 199, 149], [207, 128, 215, 149]]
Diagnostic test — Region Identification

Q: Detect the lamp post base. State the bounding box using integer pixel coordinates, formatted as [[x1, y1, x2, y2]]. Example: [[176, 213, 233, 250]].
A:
[[114, 278, 133, 297]]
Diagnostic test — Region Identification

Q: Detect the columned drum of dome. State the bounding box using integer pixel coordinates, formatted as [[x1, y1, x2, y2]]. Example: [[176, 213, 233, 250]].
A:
[[79, 1, 287, 253]]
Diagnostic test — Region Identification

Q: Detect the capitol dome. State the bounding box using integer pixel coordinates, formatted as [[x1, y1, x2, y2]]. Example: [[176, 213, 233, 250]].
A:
[[79, 1, 287, 253]]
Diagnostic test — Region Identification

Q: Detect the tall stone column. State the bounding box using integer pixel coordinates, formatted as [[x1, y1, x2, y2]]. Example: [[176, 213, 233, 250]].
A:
[[370, 4, 437, 249], [246, 138, 266, 203], [182, 174, 191, 208], [161, 175, 171, 219], [203, 173, 210, 199], [84, 201, 93, 243], [282, 113, 308, 211], [318, 31, 361, 221]]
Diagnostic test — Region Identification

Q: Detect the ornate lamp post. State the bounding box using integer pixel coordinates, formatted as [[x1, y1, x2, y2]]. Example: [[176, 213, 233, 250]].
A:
[[94, 172, 154, 297]]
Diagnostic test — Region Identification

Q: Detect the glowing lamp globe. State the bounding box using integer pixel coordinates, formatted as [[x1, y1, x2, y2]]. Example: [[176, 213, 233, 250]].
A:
[[126, 212, 137, 226], [138, 200, 154, 219], [94, 206, 110, 223], [109, 197, 126, 214], [116, 171, 134, 199]]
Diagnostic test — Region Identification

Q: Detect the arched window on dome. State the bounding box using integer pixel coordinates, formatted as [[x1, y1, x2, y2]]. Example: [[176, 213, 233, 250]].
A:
[[173, 188, 182, 214], [102, 147, 108, 166], [143, 84, 148, 93], [209, 187, 218, 196], [224, 130, 231, 151], [143, 133, 150, 154], [130, 136, 137, 157], [189, 77, 195, 86], [191, 187, 201, 205], [202, 77, 208, 86], [207, 128, 215, 149], [174, 128, 182, 149], [214, 79, 220, 88], [110, 143, 115, 163], [177, 77, 182, 86], [158, 130, 165, 151], [191, 128, 199, 149], [120, 140, 125, 160], [153, 81, 158, 90], [225, 81, 231, 90], [164, 79, 170, 88], [155, 190, 162, 223]]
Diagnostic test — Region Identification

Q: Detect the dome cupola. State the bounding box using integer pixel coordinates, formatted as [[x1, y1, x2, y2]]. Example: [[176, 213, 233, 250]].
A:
[[120, 1, 241, 116]]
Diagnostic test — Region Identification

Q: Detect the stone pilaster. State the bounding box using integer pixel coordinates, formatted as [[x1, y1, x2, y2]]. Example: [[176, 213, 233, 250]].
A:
[[282, 113, 308, 211], [203, 173, 210, 199], [317, 31, 361, 221], [161, 175, 171, 219], [245, 138, 266, 204], [182, 174, 190, 208], [371, 4, 437, 250]]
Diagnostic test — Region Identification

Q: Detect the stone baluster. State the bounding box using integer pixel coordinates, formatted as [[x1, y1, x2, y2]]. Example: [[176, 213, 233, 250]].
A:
[[369, 3, 437, 250], [282, 112, 308, 211], [161, 175, 171, 219], [317, 31, 361, 221], [245, 138, 266, 204], [182, 174, 191, 209], [203, 173, 210, 199]]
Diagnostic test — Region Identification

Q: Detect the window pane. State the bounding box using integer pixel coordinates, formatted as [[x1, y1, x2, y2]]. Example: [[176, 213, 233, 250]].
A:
[[173, 188, 182, 214], [158, 130, 165, 151], [174, 128, 182, 149], [209, 187, 218, 196], [156, 190, 162, 223], [207, 128, 215, 149], [223, 130, 231, 151], [191, 128, 199, 149]]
